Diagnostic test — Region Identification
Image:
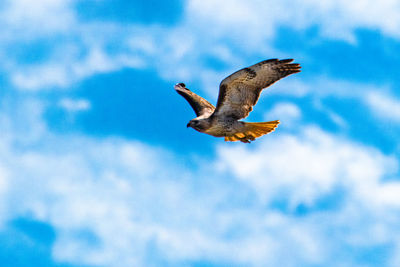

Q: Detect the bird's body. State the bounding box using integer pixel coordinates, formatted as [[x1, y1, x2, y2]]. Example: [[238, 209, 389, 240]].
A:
[[198, 117, 238, 137], [175, 58, 301, 143]]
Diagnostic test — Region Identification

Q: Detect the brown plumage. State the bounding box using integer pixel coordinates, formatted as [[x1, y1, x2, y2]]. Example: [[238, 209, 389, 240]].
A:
[[174, 59, 301, 143]]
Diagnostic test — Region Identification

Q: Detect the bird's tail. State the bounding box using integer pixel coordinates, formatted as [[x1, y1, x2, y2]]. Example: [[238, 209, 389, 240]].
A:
[[224, 120, 280, 143]]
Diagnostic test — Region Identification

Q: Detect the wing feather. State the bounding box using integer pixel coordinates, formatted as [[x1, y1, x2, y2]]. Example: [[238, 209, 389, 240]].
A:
[[212, 59, 301, 120], [174, 83, 215, 117]]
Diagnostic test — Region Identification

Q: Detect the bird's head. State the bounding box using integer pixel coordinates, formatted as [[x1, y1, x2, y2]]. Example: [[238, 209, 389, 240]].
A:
[[174, 83, 186, 90], [187, 119, 209, 132]]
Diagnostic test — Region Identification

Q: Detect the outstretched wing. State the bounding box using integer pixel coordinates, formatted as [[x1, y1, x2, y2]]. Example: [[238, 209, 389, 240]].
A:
[[212, 59, 301, 120], [174, 83, 215, 117]]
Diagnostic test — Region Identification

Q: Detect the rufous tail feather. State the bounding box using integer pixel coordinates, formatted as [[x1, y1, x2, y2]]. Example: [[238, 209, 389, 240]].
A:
[[224, 120, 280, 143]]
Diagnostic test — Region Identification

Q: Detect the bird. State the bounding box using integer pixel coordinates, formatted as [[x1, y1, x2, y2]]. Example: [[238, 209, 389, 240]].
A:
[[174, 58, 301, 143]]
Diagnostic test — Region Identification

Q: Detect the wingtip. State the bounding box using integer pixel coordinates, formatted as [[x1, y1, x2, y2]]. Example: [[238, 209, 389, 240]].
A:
[[174, 83, 188, 91], [284, 61, 302, 74], [271, 58, 302, 72]]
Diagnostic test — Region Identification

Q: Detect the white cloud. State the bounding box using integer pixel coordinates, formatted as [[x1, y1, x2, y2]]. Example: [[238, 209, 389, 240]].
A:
[[187, 0, 400, 43], [1, 0, 75, 37], [269, 76, 389, 99], [1, 98, 400, 266], [59, 98, 91, 112], [5, 0, 400, 91], [0, 164, 9, 229], [327, 110, 348, 128], [11, 47, 145, 90], [364, 91, 400, 122], [267, 77, 400, 127], [216, 126, 398, 208], [1, 1, 400, 266], [12, 64, 70, 90], [264, 102, 302, 125]]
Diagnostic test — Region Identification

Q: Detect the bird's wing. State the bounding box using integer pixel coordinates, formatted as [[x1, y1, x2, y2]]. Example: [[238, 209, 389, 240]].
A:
[[174, 84, 215, 117], [211, 59, 301, 121]]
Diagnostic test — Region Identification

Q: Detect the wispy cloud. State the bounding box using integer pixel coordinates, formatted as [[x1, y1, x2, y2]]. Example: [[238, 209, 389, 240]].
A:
[[190, 0, 400, 41], [268, 77, 400, 128], [364, 91, 400, 123], [5, 0, 400, 91], [264, 102, 302, 125], [1, 1, 400, 266], [217, 126, 398, 206], [0, 97, 399, 266], [11, 47, 145, 90], [1, 0, 75, 36], [58, 98, 91, 112]]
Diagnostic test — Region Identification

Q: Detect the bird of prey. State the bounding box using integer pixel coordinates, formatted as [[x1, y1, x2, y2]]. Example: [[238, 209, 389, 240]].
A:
[[174, 58, 301, 143]]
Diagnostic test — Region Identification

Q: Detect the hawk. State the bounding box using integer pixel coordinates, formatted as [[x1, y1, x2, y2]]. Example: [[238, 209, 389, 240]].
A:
[[174, 58, 301, 143]]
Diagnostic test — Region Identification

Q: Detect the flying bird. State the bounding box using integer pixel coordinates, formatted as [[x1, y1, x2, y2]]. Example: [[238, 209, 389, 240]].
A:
[[174, 58, 301, 143]]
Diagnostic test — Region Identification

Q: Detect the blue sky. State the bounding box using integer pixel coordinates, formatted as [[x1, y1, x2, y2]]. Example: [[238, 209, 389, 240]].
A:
[[1, 0, 400, 266]]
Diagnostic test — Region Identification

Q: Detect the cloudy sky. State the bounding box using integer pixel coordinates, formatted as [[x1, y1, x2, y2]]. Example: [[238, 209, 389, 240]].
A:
[[1, 0, 400, 266]]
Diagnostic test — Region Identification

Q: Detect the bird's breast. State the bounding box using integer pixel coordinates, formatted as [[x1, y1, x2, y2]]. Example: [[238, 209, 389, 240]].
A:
[[204, 120, 238, 137]]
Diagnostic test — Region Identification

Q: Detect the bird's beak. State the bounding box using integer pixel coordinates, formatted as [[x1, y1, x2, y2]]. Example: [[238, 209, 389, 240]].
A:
[[186, 122, 191, 128], [174, 83, 184, 90]]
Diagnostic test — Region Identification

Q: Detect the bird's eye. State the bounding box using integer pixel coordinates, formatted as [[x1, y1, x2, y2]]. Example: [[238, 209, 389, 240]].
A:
[[178, 83, 186, 87]]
